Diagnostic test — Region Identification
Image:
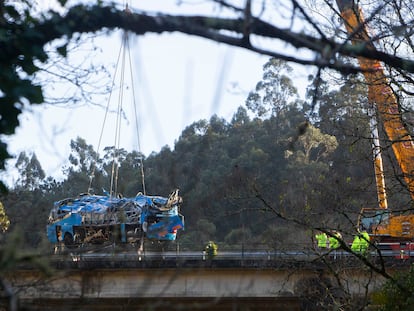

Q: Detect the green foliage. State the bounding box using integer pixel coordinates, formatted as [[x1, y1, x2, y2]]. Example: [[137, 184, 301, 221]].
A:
[[224, 228, 252, 247], [0, 202, 10, 233], [0, 1, 50, 178], [2, 98, 349, 249], [0, 227, 52, 276], [285, 124, 338, 165], [15, 152, 45, 191], [372, 267, 414, 310], [246, 58, 299, 118]]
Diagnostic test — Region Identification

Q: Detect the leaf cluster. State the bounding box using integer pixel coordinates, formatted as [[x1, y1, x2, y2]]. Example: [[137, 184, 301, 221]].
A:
[[372, 266, 414, 311]]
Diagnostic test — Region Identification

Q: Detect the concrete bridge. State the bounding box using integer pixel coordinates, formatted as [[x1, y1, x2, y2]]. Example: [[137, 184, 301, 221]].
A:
[[0, 250, 406, 310]]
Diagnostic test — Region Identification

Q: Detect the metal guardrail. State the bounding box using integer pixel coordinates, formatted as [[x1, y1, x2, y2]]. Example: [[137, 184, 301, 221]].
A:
[[44, 246, 414, 271], [38, 240, 414, 271]]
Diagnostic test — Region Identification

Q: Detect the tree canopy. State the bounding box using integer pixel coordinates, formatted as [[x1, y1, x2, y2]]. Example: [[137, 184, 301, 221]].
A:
[[1, 57, 370, 250], [1, 0, 414, 185]]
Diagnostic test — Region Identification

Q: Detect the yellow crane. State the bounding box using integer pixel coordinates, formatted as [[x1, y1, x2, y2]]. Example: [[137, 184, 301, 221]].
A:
[[336, 0, 414, 241]]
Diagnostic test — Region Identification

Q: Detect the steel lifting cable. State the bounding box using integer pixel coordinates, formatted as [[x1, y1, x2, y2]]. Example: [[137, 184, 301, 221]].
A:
[[125, 29, 146, 195], [88, 3, 146, 196], [109, 31, 127, 198], [120, 0, 146, 195], [87, 33, 124, 195], [118, 4, 146, 195]]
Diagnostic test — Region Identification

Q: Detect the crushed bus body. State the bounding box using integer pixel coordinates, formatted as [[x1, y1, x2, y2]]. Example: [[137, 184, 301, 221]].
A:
[[46, 189, 184, 247]]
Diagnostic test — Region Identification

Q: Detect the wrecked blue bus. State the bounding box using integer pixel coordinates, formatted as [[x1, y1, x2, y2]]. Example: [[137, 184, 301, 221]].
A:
[[46, 189, 184, 247]]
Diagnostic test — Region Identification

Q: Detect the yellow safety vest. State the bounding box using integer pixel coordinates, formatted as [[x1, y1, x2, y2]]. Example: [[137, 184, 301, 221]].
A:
[[315, 233, 327, 248]]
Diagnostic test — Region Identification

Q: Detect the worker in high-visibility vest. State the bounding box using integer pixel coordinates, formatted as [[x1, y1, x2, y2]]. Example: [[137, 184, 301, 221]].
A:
[[351, 231, 370, 255], [329, 231, 342, 249], [204, 241, 218, 259], [315, 232, 328, 248], [360, 231, 370, 254]]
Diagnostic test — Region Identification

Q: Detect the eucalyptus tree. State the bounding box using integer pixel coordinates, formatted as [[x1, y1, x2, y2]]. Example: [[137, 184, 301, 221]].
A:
[[144, 146, 177, 195], [246, 58, 300, 118], [62, 137, 102, 195], [14, 152, 45, 192], [115, 150, 146, 196]]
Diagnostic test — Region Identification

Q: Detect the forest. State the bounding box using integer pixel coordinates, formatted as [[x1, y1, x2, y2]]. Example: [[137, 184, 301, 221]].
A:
[[1, 58, 411, 253]]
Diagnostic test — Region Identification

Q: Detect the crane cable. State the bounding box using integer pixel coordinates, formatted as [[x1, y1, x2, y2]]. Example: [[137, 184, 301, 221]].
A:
[[88, 3, 146, 196], [109, 31, 127, 198], [122, 3, 146, 195], [125, 29, 147, 195]]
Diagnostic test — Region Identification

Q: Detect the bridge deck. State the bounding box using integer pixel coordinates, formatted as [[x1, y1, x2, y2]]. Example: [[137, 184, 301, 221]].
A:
[[2, 249, 408, 310]]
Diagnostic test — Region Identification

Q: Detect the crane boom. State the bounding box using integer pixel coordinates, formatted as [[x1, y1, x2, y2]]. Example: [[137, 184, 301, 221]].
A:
[[368, 105, 387, 210], [336, 0, 414, 240], [336, 0, 414, 201]]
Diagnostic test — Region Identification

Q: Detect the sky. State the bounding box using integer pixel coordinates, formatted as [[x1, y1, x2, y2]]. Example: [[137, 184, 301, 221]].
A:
[[2, 0, 310, 184]]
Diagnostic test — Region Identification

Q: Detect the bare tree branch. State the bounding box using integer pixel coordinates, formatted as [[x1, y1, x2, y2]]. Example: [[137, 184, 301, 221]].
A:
[[3, 4, 414, 77]]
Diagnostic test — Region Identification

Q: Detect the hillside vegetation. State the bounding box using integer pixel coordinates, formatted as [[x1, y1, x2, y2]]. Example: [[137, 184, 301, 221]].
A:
[[2, 60, 410, 252]]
